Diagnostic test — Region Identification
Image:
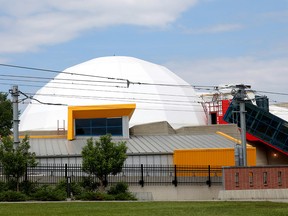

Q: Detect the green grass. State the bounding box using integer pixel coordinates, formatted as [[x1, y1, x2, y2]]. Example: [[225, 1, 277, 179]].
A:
[[0, 201, 288, 216]]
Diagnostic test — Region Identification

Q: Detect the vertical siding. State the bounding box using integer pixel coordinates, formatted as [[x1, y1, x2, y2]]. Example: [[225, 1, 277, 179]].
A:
[[174, 148, 256, 166]]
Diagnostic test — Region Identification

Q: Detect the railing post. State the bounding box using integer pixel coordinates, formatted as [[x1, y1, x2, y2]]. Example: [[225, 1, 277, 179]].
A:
[[65, 163, 68, 178], [66, 176, 71, 199], [172, 165, 178, 187], [139, 164, 144, 187], [25, 163, 28, 182], [206, 165, 211, 187]]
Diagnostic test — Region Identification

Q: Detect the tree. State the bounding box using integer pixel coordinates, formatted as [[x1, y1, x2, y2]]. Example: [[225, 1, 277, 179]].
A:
[[0, 135, 37, 192], [81, 134, 128, 191], [0, 93, 13, 137]]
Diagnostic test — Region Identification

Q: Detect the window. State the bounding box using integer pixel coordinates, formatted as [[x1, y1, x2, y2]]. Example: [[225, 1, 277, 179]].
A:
[[235, 172, 239, 187], [75, 118, 122, 136], [249, 172, 253, 187], [210, 112, 217, 124], [263, 172, 268, 185], [278, 171, 282, 186]]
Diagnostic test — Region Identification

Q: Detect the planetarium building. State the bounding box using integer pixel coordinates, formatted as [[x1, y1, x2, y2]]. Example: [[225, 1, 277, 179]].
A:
[[18, 56, 288, 166]]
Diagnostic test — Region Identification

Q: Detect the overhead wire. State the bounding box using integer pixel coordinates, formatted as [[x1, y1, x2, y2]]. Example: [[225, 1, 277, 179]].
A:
[[18, 91, 67, 106], [0, 78, 200, 98], [256, 90, 288, 96], [22, 92, 203, 107], [19, 101, 204, 112], [0, 63, 127, 82], [0, 63, 217, 89], [1, 63, 287, 109]]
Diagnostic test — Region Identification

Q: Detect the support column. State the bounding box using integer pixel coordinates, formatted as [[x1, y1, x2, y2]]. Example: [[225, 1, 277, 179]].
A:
[[11, 85, 20, 147], [239, 101, 247, 166]]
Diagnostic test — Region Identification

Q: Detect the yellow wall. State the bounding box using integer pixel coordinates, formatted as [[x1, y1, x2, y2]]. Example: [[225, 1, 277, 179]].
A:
[[173, 147, 256, 166], [67, 104, 136, 140]]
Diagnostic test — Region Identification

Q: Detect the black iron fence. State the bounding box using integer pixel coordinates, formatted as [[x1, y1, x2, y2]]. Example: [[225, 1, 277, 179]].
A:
[[0, 164, 222, 187]]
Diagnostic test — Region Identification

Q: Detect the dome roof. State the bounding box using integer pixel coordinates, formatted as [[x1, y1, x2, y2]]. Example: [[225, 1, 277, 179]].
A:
[[19, 56, 206, 131]]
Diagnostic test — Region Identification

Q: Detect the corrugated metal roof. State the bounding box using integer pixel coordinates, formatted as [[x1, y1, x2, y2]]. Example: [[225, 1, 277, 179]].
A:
[[28, 134, 238, 158]]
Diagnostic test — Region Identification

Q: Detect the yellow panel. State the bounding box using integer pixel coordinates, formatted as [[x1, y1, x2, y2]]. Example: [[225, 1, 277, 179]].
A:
[[173, 147, 256, 167], [67, 104, 136, 140]]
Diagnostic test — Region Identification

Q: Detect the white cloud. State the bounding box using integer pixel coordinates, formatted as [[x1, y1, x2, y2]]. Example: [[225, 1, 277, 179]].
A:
[[0, 0, 198, 54], [180, 23, 244, 34], [165, 56, 288, 101]]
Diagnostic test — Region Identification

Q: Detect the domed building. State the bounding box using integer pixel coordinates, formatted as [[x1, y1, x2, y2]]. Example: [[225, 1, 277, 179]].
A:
[[20, 56, 206, 138], [15, 56, 288, 201], [18, 56, 288, 168]]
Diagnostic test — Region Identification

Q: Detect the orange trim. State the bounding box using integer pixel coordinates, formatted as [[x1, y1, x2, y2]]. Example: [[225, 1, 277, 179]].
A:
[[67, 104, 136, 140], [19, 135, 66, 139]]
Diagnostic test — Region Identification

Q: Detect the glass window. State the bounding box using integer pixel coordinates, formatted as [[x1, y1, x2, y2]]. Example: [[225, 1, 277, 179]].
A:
[[278, 171, 282, 186], [249, 172, 253, 186], [235, 172, 239, 187], [76, 119, 90, 128], [91, 118, 106, 127], [263, 172, 268, 185], [75, 118, 123, 136]]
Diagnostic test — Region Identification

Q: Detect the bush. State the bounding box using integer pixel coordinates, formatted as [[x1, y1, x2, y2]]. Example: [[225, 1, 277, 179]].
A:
[[5, 179, 17, 191], [0, 190, 27, 202], [76, 191, 115, 201], [80, 176, 99, 192], [108, 182, 129, 195], [31, 185, 66, 201], [55, 180, 83, 197], [108, 182, 136, 201], [114, 192, 137, 201], [20, 181, 39, 196], [0, 181, 8, 193]]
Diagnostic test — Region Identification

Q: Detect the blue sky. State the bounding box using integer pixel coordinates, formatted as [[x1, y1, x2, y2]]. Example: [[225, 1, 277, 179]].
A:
[[0, 0, 288, 103]]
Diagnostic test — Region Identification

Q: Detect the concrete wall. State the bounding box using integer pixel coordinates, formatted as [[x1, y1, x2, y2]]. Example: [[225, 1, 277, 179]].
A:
[[129, 185, 222, 201], [129, 121, 175, 135], [218, 189, 288, 200], [129, 185, 288, 201]]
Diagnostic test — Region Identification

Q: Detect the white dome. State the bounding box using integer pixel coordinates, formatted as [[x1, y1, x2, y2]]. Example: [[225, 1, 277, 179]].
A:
[[20, 56, 206, 131]]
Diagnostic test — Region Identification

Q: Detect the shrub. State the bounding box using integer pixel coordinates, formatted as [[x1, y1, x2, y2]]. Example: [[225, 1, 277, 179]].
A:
[[108, 182, 136, 201], [76, 191, 115, 201], [55, 180, 83, 197], [0, 190, 27, 202], [5, 179, 17, 191], [80, 176, 99, 192], [114, 192, 137, 201], [0, 181, 8, 193], [108, 182, 129, 195], [20, 180, 39, 196], [31, 185, 66, 201]]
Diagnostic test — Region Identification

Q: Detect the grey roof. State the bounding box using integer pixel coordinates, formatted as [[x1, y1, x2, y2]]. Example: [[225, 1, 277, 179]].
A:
[[28, 134, 237, 158]]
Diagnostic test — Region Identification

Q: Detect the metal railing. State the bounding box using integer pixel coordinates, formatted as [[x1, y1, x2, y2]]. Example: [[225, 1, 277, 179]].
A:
[[0, 164, 222, 187]]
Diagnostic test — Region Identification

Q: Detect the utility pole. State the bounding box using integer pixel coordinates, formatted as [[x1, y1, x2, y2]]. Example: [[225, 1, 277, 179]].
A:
[[10, 85, 20, 148], [232, 84, 250, 166]]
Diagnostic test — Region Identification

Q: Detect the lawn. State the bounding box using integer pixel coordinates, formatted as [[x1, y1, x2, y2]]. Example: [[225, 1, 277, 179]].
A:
[[0, 201, 288, 216]]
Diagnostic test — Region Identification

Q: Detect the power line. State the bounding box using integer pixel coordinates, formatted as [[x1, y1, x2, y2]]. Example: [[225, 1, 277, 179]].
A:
[[256, 90, 288, 96], [0, 75, 201, 98], [22, 92, 203, 107], [0, 74, 127, 85], [19, 101, 205, 112], [19, 91, 67, 106], [0, 63, 217, 89], [0, 63, 127, 82]]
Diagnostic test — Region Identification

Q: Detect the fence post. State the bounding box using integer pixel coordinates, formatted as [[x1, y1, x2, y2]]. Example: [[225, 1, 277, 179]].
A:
[[66, 176, 71, 199], [172, 165, 178, 187], [139, 164, 144, 187], [25, 163, 28, 182], [65, 164, 68, 178], [206, 165, 211, 187]]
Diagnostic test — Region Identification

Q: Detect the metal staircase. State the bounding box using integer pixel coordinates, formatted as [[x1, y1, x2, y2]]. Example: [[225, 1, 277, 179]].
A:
[[223, 101, 288, 156]]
